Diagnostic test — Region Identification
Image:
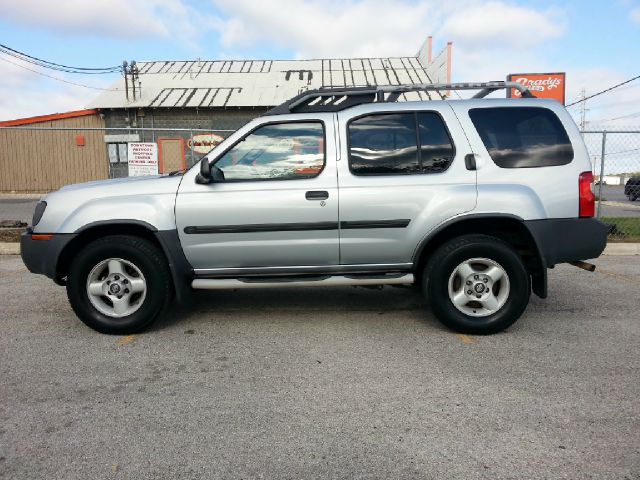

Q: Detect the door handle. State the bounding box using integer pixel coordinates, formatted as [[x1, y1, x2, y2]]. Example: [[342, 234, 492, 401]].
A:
[[465, 153, 477, 171], [305, 190, 329, 200]]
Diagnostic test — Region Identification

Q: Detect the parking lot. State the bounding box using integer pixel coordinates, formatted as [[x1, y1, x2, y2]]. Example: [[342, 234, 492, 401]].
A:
[[1, 254, 639, 479]]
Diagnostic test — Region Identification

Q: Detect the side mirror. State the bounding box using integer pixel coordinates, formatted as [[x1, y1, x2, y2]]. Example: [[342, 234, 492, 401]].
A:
[[210, 166, 225, 182], [195, 158, 225, 184], [195, 158, 211, 184]]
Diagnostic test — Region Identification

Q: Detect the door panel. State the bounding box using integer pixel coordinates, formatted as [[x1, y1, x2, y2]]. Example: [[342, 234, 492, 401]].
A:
[[336, 104, 477, 265], [176, 115, 338, 270]]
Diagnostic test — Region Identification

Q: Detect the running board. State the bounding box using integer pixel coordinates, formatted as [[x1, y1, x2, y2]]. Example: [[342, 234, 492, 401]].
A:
[[191, 274, 415, 290]]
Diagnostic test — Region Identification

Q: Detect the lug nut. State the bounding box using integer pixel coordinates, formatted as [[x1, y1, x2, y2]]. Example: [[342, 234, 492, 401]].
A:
[[466, 280, 471, 285], [106, 280, 111, 285], [474, 275, 479, 280], [483, 278, 488, 283], [467, 290, 472, 295], [476, 294, 481, 298], [124, 289, 129, 294], [123, 279, 128, 284], [114, 275, 120, 280]]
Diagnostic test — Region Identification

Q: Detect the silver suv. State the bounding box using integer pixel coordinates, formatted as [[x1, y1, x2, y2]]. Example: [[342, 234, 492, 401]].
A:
[[21, 82, 608, 335]]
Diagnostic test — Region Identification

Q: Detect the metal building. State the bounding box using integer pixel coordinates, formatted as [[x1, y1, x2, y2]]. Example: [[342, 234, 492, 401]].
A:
[[0, 110, 108, 193]]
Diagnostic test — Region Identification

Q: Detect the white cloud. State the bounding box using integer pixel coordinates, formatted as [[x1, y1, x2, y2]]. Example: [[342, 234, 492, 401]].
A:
[[0, 0, 205, 48], [438, 1, 565, 48], [631, 7, 640, 24], [209, 0, 435, 59], [209, 0, 565, 58], [0, 57, 114, 120], [564, 69, 640, 129]]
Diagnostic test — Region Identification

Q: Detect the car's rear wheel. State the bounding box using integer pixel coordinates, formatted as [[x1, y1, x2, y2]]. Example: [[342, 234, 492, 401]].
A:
[[423, 234, 530, 334], [66, 235, 171, 334]]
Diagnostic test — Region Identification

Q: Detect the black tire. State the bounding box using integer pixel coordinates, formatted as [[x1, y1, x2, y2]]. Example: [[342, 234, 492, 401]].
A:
[[66, 235, 172, 334], [422, 234, 530, 335]]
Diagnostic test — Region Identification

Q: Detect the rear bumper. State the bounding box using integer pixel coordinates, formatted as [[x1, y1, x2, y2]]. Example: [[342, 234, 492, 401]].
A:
[[20, 228, 76, 282], [524, 218, 608, 268]]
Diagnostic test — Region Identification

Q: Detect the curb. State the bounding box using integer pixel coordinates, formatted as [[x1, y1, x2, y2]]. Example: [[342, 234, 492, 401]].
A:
[[0, 194, 44, 200], [0, 243, 20, 255], [602, 243, 640, 256], [1, 242, 639, 256]]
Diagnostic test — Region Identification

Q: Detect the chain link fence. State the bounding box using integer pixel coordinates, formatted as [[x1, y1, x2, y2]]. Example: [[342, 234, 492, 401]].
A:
[[582, 130, 640, 242], [97, 127, 234, 178]]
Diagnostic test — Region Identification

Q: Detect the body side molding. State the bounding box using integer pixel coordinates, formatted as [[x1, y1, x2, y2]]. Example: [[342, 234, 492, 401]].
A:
[[185, 219, 411, 234]]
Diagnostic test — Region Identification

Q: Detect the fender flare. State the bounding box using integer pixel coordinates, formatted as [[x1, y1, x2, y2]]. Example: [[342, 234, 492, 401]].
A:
[[411, 213, 548, 298]]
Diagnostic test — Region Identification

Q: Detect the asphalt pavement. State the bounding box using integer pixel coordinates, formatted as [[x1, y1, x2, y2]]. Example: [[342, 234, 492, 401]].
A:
[[1, 254, 639, 479]]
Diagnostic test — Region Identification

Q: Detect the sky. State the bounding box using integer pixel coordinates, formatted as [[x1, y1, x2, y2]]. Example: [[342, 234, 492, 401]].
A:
[[0, 0, 639, 129]]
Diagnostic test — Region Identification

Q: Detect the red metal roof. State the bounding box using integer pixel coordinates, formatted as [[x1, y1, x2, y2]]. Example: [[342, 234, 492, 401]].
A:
[[0, 109, 100, 127]]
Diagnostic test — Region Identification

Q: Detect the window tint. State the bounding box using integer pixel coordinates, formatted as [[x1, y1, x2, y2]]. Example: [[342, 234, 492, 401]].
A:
[[348, 113, 419, 175], [348, 112, 455, 175], [214, 122, 324, 181], [418, 112, 455, 172], [469, 107, 573, 168]]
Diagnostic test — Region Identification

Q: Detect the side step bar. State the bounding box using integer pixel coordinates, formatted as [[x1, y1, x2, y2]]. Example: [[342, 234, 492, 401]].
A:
[[192, 274, 415, 290]]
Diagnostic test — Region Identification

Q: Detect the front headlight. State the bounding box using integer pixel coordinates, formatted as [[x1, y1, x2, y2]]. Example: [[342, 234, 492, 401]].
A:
[[32, 201, 47, 226]]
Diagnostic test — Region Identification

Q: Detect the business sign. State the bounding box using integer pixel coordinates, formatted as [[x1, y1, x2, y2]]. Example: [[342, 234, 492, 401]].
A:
[[187, 133, 224, 154], [507, 72, 566, 104], [127, 142, 158, 176]]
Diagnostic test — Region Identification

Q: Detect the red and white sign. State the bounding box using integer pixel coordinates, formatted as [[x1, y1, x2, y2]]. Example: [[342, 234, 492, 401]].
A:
[[127, 142, 158, 176], [187, 133, 224, 154], [507, 73, 566, 104]]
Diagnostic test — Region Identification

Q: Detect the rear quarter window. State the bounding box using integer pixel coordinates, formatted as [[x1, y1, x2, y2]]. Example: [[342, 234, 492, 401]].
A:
[[469, 107, 573, 168]]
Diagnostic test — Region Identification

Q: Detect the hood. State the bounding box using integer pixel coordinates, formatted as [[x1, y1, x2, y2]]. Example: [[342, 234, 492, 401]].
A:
[[57, 174, 182, 194], [37, 174, 184, 233]]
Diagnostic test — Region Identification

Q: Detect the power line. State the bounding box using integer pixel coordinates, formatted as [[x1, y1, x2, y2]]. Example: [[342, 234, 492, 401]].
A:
[[0, 56, 119, 91], [0, 43, 121, 74], [566, 74, 640, 107], [594, 111, 640, 123]]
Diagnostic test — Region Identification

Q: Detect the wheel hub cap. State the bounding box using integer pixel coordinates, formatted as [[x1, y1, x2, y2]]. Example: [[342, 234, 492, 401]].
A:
[[448, 257, 510, 318], [86, 258, 147, 318]]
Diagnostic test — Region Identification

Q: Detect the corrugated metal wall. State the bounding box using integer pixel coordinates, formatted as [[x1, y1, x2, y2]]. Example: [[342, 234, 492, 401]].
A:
[[0, 114, 108, 193]]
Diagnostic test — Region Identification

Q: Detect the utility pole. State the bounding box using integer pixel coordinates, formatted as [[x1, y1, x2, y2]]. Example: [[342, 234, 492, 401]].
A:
[[122, 61, 129, 101], [122, 60, 140, 102], [579, 88, 588, 130]]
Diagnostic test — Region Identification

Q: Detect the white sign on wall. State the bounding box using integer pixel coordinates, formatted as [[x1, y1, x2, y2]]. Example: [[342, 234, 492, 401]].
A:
[[127, 142, 158, 176]]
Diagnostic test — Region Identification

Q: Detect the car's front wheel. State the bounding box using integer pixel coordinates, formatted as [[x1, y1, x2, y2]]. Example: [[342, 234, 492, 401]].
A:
[[66, 235, 171, 334], [423, 234, 530, 334]]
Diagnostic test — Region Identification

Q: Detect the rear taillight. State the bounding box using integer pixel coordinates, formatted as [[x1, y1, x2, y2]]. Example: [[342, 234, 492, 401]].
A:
[[579, 171, 595, 218]]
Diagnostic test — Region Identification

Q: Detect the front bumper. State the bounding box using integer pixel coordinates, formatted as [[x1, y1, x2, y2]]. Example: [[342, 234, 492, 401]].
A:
[[524, 218, 608, 268], [20, 228, 76, 283]]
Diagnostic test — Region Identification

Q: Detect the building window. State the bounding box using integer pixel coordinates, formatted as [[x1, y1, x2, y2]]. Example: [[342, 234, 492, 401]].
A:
[[108, 143, 128, 163]]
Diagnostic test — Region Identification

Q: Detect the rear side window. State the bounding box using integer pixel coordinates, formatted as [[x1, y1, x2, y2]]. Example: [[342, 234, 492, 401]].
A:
[[348, 112, 455, 175], [469, 107, 573, 168], [418, 112, 455, 173]]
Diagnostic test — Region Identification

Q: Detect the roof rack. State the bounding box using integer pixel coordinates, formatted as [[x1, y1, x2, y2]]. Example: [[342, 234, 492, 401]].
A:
[[265, 81, 535, 115]]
